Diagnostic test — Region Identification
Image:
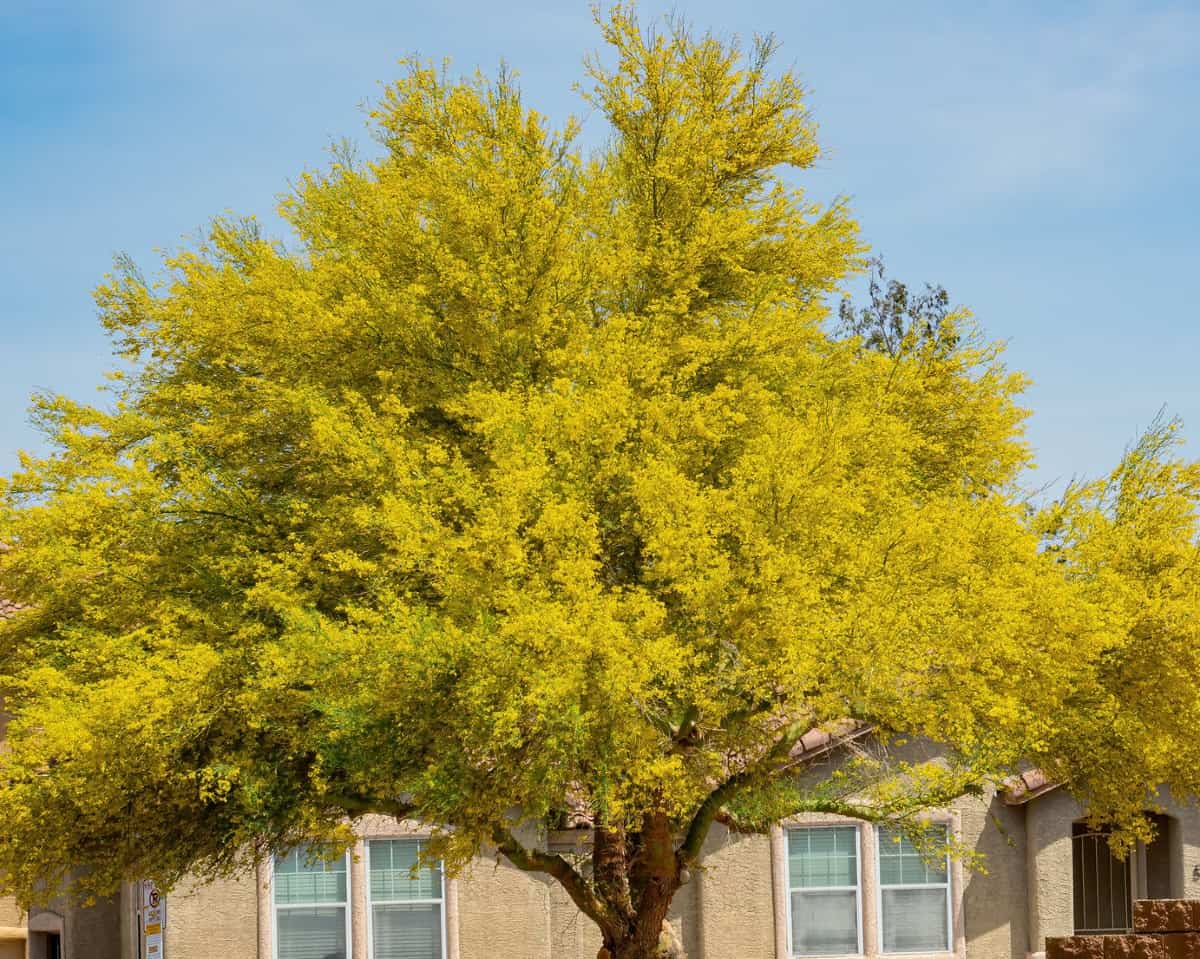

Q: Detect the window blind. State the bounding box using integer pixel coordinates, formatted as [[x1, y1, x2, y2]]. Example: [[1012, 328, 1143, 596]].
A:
[[373, 904, 443, 959], [788, 826, 860, 956], [277, 907, 348, 959], [878, 827, 950, 953], [274, 846, 349, 959], [368, 839, 444, 959]]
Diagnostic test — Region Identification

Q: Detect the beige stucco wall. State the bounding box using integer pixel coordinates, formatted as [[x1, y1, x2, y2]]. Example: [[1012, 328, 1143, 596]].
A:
[[164, 874, 258, 959], [1025, 787, 1078, 954], [961, 791, 1029, 959], [456, 846, 552, 959], [670, 852, 701, 959], [0, 898, 21, 929], [547, 867, 603, 959], [64, 897, 121, 959], [1156, 788, 1200, 902], [695, 824, 776, 957]]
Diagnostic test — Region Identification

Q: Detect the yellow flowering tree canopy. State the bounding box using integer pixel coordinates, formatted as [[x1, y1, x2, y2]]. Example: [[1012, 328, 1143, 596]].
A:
[[1, 11, 1198, 959]]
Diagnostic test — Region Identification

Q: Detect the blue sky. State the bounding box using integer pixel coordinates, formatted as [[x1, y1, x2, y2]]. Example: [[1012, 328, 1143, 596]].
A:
[[2, 0, 1197, 493]]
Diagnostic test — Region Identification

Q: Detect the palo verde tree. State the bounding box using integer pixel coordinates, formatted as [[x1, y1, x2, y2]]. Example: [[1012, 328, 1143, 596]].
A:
[[3, 10, 1200, 959]]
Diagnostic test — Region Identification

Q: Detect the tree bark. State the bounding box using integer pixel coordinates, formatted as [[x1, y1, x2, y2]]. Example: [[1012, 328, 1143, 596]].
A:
[[597, 919, 686, 959], [597, 921, 686, 959], [595, 813, 686, 959]]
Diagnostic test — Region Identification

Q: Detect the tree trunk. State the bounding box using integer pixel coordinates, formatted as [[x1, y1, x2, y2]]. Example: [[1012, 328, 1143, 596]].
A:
[[596, 812, 687, 959], [597, 918, 686, 959]]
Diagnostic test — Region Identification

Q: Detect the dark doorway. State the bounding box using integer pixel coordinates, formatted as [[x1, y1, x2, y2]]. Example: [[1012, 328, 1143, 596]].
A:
[[1144, 812, 1173, 900], [29, 932, 62, 959]]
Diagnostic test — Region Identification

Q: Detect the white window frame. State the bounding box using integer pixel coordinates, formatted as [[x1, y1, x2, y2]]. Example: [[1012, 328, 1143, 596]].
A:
[[874, 824, 953, 956], [270, 845, 353, 959], [365, 836, 449, 959], [785, 823, 865, 958]]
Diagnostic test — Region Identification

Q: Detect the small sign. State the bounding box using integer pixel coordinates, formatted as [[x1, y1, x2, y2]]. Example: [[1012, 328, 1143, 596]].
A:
[[140, 881, 165, 959]]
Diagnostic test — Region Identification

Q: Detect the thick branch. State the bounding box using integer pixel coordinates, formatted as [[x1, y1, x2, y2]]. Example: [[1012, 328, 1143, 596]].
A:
[[678, 718, 880, 865], [715, 758, 994, 836], [329, 793, 416, 820], [678, 721, 809, 865], [714, 796, 880, 833], [491, 826, 613, 933], [678, 767, 757, 864], [593, 819, 634, 924]]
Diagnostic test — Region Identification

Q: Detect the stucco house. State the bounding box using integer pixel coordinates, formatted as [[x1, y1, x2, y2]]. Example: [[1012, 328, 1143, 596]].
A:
[[3, 710, 1198, 959]]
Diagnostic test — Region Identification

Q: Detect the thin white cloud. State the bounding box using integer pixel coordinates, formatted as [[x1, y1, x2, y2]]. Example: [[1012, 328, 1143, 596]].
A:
[[794, 2, 1200, 217], [913, 4, 1200, 198]]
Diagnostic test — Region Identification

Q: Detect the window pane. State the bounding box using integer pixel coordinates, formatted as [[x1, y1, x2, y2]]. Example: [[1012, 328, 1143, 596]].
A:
[[277, 906, 347, 959], [789, 827, 858, 889], [370, 839, 442, 901], [878, 828, 948, 886], [274, 847, 348, 904], [881, 888, 949, 953], [792, 890, 858, 956], [373, 903, 443, 959]]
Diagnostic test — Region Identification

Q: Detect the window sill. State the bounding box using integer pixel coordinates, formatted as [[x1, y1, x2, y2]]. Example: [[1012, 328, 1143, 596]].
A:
[[791, 953, 957, 959]]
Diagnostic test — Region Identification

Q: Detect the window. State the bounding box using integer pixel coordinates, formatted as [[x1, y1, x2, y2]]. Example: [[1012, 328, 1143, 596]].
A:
[[367, 838, 446, 959], [1071, 814, 1176, 934], [877, 826, 951, 954], [273, 845, 350, 959], [787, 825, 862, 956], [1072, 823, 1131, 934]]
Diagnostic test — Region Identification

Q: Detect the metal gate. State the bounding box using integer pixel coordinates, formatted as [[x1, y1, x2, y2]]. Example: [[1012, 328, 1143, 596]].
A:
[[1072, 827, 1132, 934]]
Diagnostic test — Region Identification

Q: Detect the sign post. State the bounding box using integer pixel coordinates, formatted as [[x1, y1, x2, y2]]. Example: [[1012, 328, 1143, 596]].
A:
[[139, 881, 164, 959]]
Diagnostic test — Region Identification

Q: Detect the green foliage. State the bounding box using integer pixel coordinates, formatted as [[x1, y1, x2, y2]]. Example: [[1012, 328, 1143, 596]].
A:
[[837, 257, 960, 358]]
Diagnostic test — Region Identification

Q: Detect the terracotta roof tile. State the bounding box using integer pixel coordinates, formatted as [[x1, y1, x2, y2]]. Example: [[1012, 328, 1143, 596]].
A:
[[1001, 768, 1061, 805], [788, 719, 872, 763]]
